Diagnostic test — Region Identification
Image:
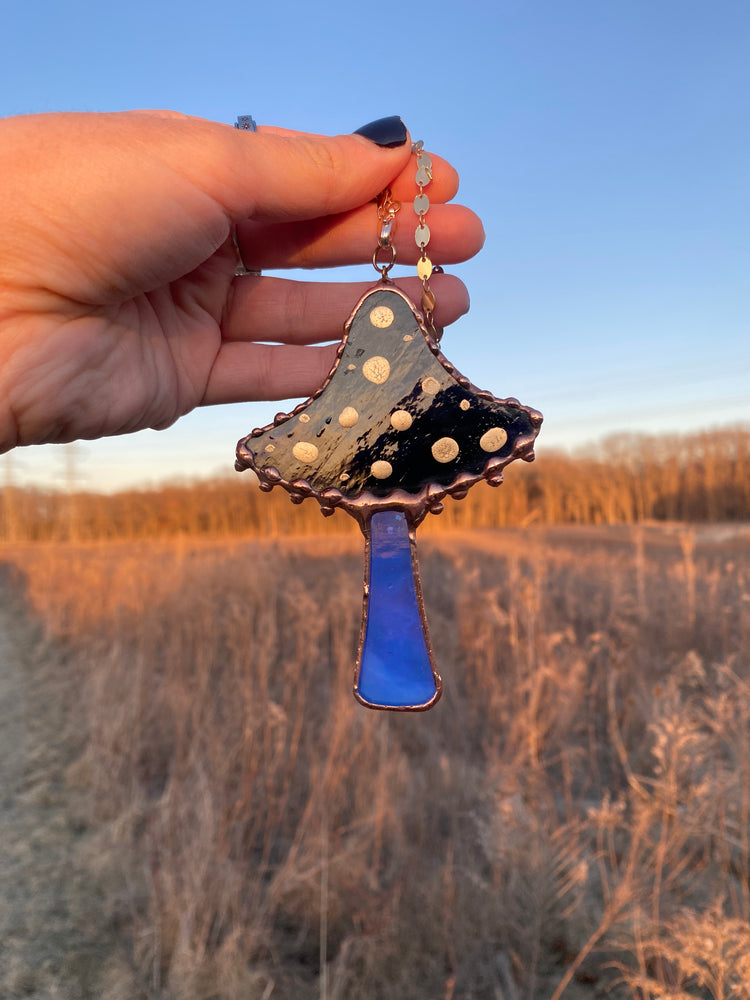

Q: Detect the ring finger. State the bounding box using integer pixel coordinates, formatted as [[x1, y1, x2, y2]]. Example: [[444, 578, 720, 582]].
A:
[[224, 273, 471, 345]]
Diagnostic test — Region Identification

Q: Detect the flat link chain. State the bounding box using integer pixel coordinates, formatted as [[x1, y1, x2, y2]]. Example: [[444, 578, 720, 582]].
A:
[[371, 139, 442, 341], [411, 141, 441, 340]]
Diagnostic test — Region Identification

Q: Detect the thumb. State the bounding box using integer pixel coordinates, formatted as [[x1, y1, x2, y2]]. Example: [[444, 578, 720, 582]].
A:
[[187, 115, 413, 223]]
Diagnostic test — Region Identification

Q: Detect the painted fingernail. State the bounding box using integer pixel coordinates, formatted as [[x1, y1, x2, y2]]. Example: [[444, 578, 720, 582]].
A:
[[353, 116, 407, 148]]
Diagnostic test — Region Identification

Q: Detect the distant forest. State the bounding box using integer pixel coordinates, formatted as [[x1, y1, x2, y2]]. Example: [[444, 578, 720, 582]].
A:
[[2, 425, 748, 542]]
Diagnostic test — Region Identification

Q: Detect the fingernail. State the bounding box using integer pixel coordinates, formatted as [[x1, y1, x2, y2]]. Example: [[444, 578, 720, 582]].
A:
[[353, 116, 407, 148]]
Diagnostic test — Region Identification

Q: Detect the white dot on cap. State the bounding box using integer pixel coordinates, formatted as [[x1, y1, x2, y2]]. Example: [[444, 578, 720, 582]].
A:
[[431, 438, 459, 463], [480, 428, 508, 453], [371, 460, 393, 479], [293, 441, 319, 463]]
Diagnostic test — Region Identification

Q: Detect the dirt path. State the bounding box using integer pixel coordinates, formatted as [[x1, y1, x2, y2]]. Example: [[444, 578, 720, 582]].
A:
[[0, 574, 120, 999]]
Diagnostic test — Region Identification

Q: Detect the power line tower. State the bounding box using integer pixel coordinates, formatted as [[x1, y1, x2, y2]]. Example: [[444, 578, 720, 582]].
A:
[[63, 443, 80, 541], [1, 452, 20, 542]]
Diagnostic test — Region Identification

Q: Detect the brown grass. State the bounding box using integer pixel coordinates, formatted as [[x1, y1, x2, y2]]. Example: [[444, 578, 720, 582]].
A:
[[3, 521, 750, 999]]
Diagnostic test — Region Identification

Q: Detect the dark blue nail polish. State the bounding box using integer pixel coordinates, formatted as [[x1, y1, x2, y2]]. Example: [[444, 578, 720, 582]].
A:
[[353, 116, 407, 149]]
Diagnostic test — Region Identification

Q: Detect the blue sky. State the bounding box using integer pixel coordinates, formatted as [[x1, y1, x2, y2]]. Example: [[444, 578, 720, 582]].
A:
[[2, 0, 748, 491]]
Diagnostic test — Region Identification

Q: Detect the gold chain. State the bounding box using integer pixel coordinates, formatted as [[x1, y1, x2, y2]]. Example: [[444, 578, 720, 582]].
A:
[[372, 140, 443, 341], [411, 140, 442, 341]]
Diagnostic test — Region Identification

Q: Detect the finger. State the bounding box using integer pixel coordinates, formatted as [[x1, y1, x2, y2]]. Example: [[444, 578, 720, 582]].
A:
[[224, 274, 470, 345], [243, 128, 460, 204], [163, 115, 417, 223], [202, 341, 339, 405], [235, 203, 484, 271]]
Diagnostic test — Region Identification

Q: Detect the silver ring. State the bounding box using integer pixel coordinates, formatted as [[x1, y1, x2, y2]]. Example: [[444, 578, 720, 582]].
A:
[[234, 114, 257, 132], [233, 116, 261, 275], [233, 228, 261, 277]]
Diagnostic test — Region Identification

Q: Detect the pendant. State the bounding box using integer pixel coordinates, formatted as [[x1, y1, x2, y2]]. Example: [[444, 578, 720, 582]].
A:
[[236, 281, 542, 711]]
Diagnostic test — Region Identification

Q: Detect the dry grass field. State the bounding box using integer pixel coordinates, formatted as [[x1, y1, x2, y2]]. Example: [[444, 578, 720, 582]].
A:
[[2, 520, 750, 999]]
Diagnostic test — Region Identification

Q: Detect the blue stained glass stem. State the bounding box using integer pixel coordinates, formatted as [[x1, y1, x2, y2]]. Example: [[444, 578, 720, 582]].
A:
[[356, 510, 439, 710]]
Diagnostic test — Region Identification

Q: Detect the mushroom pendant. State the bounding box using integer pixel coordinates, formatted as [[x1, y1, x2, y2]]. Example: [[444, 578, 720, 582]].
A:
[[236, 282, 542, 711]]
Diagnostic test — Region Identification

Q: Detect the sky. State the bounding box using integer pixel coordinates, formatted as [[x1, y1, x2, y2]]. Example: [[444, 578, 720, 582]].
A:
[[1, 0, 748, 492]]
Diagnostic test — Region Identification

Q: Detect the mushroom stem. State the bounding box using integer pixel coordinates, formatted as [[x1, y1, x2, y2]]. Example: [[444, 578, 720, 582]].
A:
[[354, 510, 442, 711]]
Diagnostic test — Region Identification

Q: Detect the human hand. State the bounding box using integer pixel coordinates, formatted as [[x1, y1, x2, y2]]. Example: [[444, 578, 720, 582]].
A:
[[0, 111, 484, 452]]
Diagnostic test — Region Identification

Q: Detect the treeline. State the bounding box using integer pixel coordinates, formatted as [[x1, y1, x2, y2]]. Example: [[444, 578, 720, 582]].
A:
[[1, 425, 749, 542]]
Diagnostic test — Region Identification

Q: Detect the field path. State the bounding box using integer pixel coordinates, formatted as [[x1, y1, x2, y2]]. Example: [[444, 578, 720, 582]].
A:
[[0, 573, 114, 998]]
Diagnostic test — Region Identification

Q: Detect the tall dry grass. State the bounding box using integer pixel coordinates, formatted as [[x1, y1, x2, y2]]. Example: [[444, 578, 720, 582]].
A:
[[3, 522, 750, 999], [2, 424, 750, 544]]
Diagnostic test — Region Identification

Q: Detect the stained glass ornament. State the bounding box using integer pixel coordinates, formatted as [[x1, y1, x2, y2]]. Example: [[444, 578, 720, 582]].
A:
[[236, 281, 542, 711]]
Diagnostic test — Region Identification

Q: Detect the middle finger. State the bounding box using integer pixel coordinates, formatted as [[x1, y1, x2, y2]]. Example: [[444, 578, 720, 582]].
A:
[[236, 202, 484, 271]]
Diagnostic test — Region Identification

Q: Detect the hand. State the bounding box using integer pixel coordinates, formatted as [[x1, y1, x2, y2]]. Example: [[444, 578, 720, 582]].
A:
[[0, 111, 484, 451]]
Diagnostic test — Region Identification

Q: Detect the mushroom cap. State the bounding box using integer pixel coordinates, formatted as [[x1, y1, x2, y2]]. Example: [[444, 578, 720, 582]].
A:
[[237, 284, 542, 521]]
